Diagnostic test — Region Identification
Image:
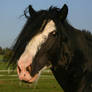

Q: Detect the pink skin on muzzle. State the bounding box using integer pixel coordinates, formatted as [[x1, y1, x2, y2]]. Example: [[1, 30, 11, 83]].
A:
[[17, 54, 38, 83]]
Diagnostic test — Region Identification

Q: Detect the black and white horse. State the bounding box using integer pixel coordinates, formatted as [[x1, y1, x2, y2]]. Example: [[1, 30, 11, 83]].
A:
[[9, 4, 92, 92]]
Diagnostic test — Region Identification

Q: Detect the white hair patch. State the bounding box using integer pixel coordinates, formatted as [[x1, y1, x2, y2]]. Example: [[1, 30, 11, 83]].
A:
[[24, 20, 56, 59]]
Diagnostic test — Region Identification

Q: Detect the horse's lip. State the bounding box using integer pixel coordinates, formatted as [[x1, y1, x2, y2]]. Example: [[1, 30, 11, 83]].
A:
[[25, 65, 39, 83], [21, 74, 39, 83], [28, 65, 39, 83], [28, 73, 39, 83]]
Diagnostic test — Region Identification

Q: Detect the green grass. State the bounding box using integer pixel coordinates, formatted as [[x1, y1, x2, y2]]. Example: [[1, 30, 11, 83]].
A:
[[0, 55, 3, 59], [0, 61, 63, 92], [0, 62, 8, 70], [0, 61, 64, 92], [0, 55, 8, 70], [0, 71, 64, 92]]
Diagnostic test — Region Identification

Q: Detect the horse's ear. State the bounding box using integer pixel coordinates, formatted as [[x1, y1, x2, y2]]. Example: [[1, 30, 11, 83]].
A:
[[29, 5, 36, 16], [59, 4, 68, 21]]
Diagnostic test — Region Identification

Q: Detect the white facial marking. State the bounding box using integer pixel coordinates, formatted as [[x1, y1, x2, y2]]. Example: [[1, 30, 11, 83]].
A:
[[25, 20, 56, 58], [17, 20, 56, 82]]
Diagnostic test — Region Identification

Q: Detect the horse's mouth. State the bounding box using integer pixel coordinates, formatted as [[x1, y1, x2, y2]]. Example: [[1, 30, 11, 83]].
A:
[[17, 64, 39, 83]]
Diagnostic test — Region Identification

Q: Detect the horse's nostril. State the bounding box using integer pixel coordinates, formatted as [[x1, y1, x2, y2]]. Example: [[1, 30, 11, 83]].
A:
[[18, 65, 21, 73], [26, 65, 31, 72], [24, 74, 26, 76]]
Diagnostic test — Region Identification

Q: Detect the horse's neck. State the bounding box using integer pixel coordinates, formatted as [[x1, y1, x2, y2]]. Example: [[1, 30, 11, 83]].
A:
[[51, 66, 80, 92]]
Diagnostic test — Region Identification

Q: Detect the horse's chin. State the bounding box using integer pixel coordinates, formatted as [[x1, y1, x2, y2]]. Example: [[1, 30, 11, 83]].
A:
[[28, 73, 39, 83]]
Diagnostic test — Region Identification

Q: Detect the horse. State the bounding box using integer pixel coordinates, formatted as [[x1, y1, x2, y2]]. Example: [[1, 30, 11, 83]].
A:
[[9, 4, 92, 92]]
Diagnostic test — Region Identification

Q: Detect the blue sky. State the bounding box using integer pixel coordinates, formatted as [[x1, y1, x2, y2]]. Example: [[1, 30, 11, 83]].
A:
[[0, 0, 92, 48]]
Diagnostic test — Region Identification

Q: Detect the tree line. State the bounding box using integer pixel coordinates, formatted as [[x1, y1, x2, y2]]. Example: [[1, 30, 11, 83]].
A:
[[0, 46, 13, 62]]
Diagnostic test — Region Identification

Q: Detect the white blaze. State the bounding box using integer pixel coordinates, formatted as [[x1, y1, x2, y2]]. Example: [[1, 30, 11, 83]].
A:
[[18, 20, 56, 67], [17, 20, 56, 82], [25, 20, 56, 58]]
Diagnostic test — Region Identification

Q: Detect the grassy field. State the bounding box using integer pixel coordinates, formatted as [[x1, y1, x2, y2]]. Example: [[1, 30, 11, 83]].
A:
[[0, 61, 64, 92]]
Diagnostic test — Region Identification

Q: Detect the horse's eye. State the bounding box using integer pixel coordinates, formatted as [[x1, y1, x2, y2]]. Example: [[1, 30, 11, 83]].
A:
[[51, 31, 57, 36]]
